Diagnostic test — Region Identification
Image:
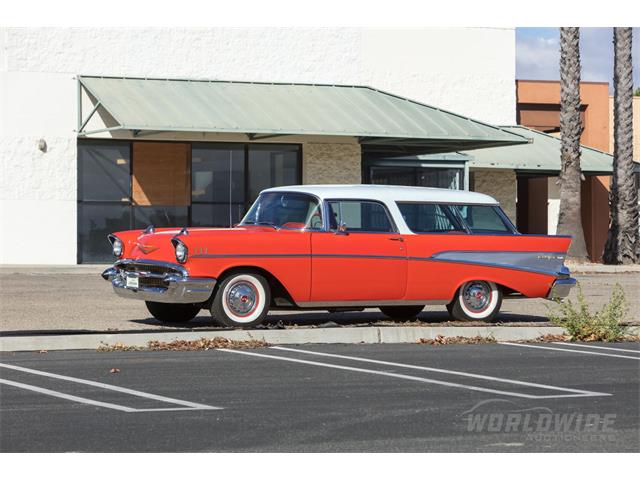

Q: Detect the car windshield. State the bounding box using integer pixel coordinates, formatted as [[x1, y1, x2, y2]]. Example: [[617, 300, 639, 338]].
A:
[[240, 192, 323, 230]]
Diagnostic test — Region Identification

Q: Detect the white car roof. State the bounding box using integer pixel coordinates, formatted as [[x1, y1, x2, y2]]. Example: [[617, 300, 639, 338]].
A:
[[262, 184, 499, 205]]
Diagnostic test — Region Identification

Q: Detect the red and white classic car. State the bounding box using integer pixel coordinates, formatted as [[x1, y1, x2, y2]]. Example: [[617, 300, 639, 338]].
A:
[[102, 185, 576, 327]]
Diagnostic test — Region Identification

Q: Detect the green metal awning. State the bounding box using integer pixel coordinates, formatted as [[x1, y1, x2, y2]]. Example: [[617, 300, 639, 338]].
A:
[[77, 76, 529, 154], [466, 125, 617, 174]]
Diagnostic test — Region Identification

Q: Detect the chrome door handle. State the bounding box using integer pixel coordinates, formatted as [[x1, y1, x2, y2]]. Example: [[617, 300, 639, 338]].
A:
[[389, 237, 404, 242]]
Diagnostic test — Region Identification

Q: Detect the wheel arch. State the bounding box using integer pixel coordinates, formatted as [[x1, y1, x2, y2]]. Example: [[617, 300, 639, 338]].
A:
[[210, 265, 296, 308]]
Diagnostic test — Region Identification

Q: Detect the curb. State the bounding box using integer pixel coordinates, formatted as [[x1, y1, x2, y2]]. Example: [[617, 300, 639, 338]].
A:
[[0, 326, 572, 352]]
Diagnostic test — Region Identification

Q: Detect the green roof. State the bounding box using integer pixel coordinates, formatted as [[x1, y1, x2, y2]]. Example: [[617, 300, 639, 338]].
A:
[[78, 76, 528, 154], [467, 125, 616, 174]]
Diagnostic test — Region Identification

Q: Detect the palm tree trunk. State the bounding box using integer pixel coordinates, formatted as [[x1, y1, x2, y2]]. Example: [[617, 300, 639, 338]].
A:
[[603, 27, 639, 264], [558, 27, 589, 260]]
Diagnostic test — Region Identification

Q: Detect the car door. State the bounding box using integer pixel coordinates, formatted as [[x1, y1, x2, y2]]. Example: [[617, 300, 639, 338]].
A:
[[310, 199, 407, 303]]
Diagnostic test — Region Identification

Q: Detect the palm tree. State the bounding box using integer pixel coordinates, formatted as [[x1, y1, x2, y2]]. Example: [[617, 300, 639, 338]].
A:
[[604, 28, 639, 264], [558, 27, 588, 260]]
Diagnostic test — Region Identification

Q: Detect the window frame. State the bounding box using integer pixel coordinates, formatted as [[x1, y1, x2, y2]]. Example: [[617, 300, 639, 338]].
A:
[[323, 198, 399, 234]]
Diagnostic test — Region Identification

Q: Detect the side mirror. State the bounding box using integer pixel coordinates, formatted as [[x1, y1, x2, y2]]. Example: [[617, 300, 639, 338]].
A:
[[335, 221, 348, 235]]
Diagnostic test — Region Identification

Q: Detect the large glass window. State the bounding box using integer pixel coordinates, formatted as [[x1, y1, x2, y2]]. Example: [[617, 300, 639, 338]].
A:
[[191, 144, 245, 227], [397, 203, 463, 233], [78, 141, 301, 262], [327, 200, 395, 233], [78, 142, 131, 201], [78, 203, 131, 263], [368, 165, 463, 190], [248, 145, 299, 201]]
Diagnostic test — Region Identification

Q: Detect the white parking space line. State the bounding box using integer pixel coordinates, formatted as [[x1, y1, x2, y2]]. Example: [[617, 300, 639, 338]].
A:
[[500, 342, 640, 360], [0, 378, 136, 412], [219, 348, 608, 399], [551, 342, 640, 354], [0, 362, 221, 412], [270, 346, 607, 397]]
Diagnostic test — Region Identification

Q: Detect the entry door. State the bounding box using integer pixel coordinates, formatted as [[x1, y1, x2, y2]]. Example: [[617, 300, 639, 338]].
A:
[[310, 200, 407, 302]]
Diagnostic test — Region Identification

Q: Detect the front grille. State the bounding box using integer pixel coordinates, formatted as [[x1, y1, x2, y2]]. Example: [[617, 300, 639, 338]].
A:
[[115, 261, 185, 289], [119, 263, 181, 276]]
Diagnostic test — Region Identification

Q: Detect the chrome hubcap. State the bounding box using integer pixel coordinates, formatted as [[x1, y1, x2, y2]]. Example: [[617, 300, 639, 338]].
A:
[[226, 282, 257, 316], [463, 281, 491, 312]]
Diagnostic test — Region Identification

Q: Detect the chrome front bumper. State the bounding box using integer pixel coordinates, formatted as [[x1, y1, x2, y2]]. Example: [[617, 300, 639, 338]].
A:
[[102, 259, 216, 304], [546, 267, 577, 299]]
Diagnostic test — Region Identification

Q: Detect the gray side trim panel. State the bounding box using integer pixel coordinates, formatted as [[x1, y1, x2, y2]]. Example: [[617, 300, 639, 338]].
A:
[[425, 251, 566, 277]]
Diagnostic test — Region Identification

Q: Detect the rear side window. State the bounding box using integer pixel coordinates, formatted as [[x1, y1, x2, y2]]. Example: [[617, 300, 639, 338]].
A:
[[452, 205, 510, 233], [328, 200, 395, 233], [397, 203, 463, 233]]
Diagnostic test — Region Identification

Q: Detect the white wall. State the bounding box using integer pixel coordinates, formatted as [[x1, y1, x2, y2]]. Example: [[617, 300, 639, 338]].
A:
[[0, 27, 516, 264]]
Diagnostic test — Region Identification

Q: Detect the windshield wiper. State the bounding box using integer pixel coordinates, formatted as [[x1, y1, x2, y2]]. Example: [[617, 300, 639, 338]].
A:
[[242, 221, 279, 230]]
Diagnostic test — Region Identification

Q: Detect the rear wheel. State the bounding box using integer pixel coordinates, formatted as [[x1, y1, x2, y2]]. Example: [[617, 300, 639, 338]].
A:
[[379, 305, 425, 320], [145, 302, 201, 323], [447, 280, 502, 322], [211, 272, 271, 328]]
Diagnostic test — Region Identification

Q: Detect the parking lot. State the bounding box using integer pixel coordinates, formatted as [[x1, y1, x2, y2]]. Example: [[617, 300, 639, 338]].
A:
[[1, 341, 638, 452]]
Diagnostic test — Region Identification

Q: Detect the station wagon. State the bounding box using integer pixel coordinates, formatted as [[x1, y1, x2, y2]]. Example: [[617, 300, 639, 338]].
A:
[[102, 185, 576, 327]]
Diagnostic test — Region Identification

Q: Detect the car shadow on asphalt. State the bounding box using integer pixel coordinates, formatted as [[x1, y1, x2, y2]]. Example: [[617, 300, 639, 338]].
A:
[[128, 310, 552, 330]]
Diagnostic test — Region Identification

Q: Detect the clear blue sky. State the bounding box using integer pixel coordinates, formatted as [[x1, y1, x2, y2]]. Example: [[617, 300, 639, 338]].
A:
[[516, 27, 639, 90]]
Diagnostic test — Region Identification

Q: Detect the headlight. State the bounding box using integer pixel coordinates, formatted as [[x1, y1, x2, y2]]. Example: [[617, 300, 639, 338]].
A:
[[113, 238, 123, 257], [174, 240, 188, 263], [108, 235, 123, 258]]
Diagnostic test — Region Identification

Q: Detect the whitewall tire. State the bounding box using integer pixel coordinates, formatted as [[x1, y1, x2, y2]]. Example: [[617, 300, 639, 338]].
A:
[[447, 280, 502, 322], [211, 272, 270, 327]]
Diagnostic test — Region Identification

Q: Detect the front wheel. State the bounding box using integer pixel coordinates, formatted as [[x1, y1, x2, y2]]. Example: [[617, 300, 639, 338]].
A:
[[145, 302, 201, 323], [211, 272, 271, 327], [447, 280, 502, 322], [379, 305, 425, 320]]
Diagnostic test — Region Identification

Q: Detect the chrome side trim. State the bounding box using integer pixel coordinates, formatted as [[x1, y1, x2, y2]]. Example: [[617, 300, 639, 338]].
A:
[[425, 251, 567, 278], [191, 253, 407, 261], [297, 300, 449, 308]]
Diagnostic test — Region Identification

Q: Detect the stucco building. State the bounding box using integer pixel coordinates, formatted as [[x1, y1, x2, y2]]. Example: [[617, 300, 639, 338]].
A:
[[1, 27, 524, 264]]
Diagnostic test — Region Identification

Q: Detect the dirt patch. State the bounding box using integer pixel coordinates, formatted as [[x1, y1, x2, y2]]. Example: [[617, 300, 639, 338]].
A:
[[418, 334, 497, 345], [98, 336, 269, 352]]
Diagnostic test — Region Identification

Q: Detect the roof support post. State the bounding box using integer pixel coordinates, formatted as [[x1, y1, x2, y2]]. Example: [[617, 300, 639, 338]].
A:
[[77, 78, 82, 133], [78, 101, 102, 134]]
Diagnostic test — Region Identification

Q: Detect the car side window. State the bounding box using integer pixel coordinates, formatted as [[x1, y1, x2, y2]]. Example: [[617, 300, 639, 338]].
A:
[[327, 200, 395, 233], [453, 205, 510, 233], [397, 202, 463, 233]]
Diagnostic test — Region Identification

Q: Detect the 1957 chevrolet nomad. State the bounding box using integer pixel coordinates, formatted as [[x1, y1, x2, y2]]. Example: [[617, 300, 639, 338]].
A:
[[102, 185, 576, 327]]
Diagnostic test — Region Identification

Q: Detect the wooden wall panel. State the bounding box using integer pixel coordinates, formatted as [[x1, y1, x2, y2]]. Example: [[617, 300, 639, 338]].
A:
[[132, 142, 190, 206]]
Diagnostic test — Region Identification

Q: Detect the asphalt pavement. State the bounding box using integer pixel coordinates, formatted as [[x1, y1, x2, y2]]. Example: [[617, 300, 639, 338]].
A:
[[1, 270, 639, 332], [1, 341, 638, 452]]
